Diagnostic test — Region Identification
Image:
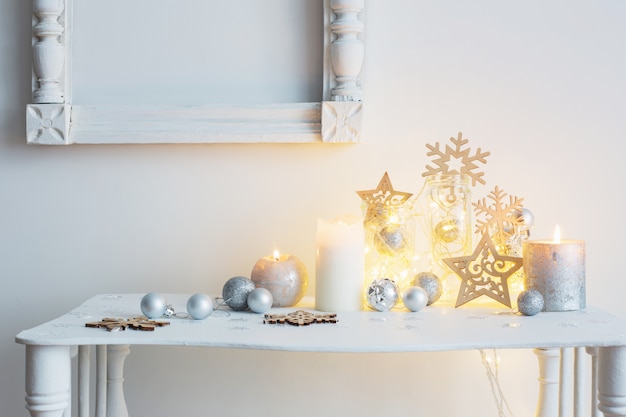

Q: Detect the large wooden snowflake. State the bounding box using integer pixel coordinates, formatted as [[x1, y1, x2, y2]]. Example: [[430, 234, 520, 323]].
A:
[[263, 310, 338, 326], [422, 132, 490, 186], [443, 232, 523, 308], [473, 186, 525, 247], [86, 317, 170, 332]]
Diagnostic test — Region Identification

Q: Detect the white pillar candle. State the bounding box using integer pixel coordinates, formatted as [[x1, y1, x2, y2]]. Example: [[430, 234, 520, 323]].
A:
[[315, 216, 365, 312], [523, 226, 585, 311]]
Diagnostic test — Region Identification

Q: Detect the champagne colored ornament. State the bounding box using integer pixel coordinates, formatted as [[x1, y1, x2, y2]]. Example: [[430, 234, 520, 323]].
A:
[[403, 286, 428, 312], [222, 276, 256, 311], [247, 288, 273, 314], [412, 272, 442, 305], [366, 278, 399, 312], [186, 293, 214, 320], [434, 219, 459, 243], [517, 289, 544, 316], [140, 293, 167, 319]]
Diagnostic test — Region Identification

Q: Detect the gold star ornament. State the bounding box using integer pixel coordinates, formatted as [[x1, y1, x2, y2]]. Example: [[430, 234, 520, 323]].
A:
[[356, 172, 413, 220], [443, 232, 523, 308]]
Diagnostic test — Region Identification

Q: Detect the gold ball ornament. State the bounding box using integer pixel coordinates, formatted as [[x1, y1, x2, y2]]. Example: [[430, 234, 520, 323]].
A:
[[434, 219, 459, 243]]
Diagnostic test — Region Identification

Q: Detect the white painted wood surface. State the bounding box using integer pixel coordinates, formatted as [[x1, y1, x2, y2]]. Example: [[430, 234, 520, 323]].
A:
[[15, 294, 626, 417], [28, 0, 364, 144]]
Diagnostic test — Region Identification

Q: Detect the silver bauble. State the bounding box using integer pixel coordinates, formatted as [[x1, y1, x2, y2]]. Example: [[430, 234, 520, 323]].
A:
[[412, 272, 443, 305], [403, 286, 428, 312], [366, 278, 399, 312], [140, 293, 167, 319], [186, 293, 214, 320], [517, 289, 544, 316], [374, 225, 407, 255], [222, 276, 256, 311], [513, 208, 534, 228], [247, 288, 273, 314]]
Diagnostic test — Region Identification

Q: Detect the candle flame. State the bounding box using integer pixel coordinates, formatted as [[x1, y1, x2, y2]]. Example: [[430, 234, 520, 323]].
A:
[[553, 225, 561, 244], [273, 249, 280, 261]]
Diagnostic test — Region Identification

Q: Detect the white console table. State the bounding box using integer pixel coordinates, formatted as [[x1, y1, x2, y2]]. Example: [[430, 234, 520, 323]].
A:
[[15, 294, 626, 417]]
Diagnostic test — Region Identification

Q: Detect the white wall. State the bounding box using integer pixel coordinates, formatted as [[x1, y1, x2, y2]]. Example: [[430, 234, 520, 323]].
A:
[[2, 1, 625, 416]]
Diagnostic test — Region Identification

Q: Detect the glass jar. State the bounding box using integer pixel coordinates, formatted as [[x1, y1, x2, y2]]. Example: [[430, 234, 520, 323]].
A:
[[425, 174, 472, 302], [362, 201, 416, 293]]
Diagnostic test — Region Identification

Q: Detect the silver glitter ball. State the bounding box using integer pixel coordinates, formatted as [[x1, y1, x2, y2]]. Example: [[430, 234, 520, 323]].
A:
[[374, 225, 407, 255], [222, 276, 256, 311], [186, 293, 214, 320], [140, 293, 167, 319], [366, 278, 399, 312], [403, 286, 428, 312], [517, 289, 544, 316], [412, 272, 443, 305], [247, 287, 273, 314]]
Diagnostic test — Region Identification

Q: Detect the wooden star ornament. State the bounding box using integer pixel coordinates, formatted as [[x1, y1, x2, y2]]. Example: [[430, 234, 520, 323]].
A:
[[443, 232, 523, 308], [356, 172, 413, 220]]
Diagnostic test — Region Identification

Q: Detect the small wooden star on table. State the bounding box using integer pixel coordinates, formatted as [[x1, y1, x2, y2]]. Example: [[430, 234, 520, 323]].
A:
[[443, 232, 523, 308], [263, 310, 338, 326], [86, 317, 170, 332]]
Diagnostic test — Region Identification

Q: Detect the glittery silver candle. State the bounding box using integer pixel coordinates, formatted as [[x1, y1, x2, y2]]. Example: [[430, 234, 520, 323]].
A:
[[523, 237, 585, 312]]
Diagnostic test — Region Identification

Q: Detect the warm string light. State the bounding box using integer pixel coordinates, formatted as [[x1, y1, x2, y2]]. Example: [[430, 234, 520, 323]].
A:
[[479, 349, 514, 417]]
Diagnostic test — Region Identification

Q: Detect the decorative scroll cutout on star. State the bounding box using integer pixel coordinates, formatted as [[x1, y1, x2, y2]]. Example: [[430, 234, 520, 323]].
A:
[[422, 132, 490, 186], [263, 310, 338, 326], [443, 232, 523, 308], [356, 172, 413, 220], [86, 317, 170, 332], [473, 186, 525, 248]]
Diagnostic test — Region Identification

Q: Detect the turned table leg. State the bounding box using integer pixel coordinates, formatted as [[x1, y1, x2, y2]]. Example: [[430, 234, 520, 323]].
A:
[[598, 346, 626, 417], [107, 345, 130, 417], [535, 348, 561, 417], [25, 345, 71, 417]]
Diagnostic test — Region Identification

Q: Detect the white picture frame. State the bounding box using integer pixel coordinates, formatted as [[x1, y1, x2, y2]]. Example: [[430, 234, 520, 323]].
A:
[[27, 0, 364, 145]]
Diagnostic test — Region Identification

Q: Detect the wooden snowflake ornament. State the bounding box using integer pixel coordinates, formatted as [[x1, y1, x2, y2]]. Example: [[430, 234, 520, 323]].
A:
[[86, 317, 170, 332], [263, 310, 338, 326], [443, 232, 523, 308], [473, 186, 525, 247], [422, 132, 490, 186]]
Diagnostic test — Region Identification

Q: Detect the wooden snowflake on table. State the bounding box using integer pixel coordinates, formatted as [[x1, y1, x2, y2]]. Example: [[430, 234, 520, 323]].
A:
[[443, 232, 523, 308], [86, 317, 170, 332], [473, 186, 525, 247], [263, 310, 338, 326], [422, 132, 490, 186]]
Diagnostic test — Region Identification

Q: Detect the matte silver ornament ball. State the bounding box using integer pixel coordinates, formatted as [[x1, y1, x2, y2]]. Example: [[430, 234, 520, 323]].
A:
[[186, 293, 214, 320], [247, 287, 273, 314], [412, 272, 443, 305], [366, 278, 399, 312], [140, 292, 168, 319], [517, 289, 544, 316], [222, 276, 256, 311], [403, 286, 428, 312]]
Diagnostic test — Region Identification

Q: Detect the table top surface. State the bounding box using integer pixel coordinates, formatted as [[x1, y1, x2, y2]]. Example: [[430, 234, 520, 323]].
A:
[[15, 294, 626, 352]]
